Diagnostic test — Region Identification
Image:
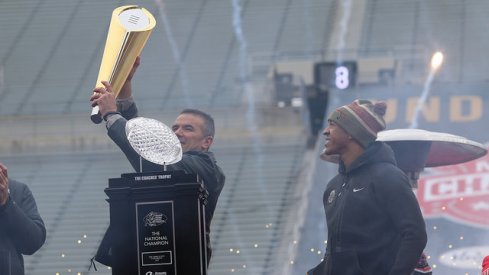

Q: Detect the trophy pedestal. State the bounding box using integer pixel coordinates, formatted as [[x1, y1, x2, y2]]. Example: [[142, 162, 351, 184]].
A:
[[105, 171, 208, 275]]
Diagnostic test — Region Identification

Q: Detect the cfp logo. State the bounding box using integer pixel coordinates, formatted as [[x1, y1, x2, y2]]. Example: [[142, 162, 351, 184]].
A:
[[143, 211, 167, 227], [145, 272, 167, 275]]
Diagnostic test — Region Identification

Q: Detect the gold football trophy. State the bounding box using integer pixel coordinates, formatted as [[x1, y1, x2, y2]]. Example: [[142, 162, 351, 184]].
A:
[[91, 5, 156, 124]]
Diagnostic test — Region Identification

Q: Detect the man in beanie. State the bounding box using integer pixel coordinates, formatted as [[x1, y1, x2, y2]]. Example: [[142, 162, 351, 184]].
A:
[[308, 99, 427, 275]]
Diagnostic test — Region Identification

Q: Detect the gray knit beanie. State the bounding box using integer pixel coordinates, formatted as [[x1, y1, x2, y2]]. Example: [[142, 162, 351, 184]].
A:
[[328, 99, 387, 148]]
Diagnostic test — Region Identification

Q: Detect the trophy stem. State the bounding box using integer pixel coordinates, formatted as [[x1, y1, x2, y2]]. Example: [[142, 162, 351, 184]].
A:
[[139, 156, 143, 173]]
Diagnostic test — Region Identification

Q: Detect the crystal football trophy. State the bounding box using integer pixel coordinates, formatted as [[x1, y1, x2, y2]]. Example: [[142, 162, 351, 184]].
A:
[[125, 117, 182, 171]]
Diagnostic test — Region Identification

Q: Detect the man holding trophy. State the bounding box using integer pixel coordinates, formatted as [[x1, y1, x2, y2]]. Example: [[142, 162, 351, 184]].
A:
[[89, 6, 225, 270], [90, 56, 226, 267]]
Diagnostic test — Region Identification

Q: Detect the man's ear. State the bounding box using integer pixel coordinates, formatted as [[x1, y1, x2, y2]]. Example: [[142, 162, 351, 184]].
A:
[[202, 136, 214, 151]]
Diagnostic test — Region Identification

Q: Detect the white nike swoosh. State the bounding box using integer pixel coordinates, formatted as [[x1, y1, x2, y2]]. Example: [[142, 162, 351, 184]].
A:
[[353, 187, 365, 192]]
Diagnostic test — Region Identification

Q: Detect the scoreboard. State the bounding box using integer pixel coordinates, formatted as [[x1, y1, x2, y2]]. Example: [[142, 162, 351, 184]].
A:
[[314, 61, 357, 90]]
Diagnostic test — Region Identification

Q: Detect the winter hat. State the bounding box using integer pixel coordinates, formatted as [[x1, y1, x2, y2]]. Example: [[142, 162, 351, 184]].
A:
[[328, 99, 387, 148]]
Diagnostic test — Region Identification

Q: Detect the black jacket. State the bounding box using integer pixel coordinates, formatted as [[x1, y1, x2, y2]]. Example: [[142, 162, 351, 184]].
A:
[[95, 106, 225, 267], [0, 180, 46, 275], [310, 142, 427, 275]]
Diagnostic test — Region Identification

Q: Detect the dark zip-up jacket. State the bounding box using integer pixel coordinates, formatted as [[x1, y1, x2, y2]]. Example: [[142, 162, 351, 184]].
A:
[[0, 180, 46, 275], [311, 142, 427, 275]]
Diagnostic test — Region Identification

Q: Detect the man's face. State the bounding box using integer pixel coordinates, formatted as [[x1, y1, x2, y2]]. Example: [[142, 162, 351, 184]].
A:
[[172, 113, 213, 153], [323, 120, 351, 156]]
